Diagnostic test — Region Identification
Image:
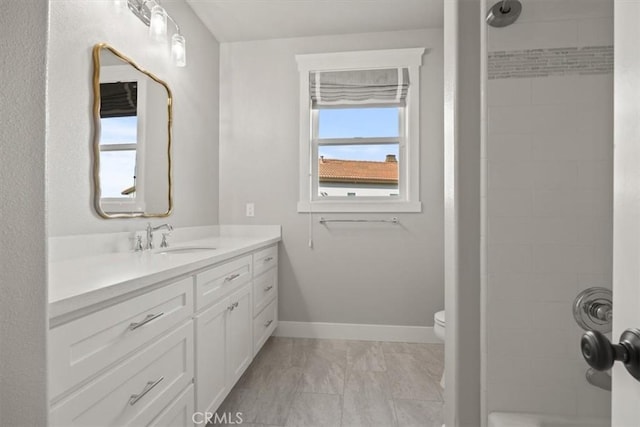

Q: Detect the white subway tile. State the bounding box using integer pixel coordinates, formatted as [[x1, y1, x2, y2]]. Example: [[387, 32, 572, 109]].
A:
[[488, 272, 532, 301], [527, 327, 576, 359], [532, 244, 579, 273], [486, 355, 532, 386], [576, 160, 612, 190], [578, 18, 613, 46], [528, 358, 582, 388], [529, 104, 580, 136], [575, 384, 612, 418], [515, 0, 612, 24], [488, 299, 533, 330], [488, 78, 532, 106], [488, 106, 536, 134], [529, 217, 579, 245], [528, 272, 579, 302], [531, 190, 578, 217], [576, 273, 612, 293], [488, 384, 578, 417], [488, 216, 535, 245], [488, 160, 534, 190], [488, 244, 533, 274], [487, 133, 533, 163], [531, 76, 583, 105], [574, 189, 612, 217], [488, 189, 534, 217], [531, 133, 582, 162], [488, 327, 532, 358], [575, 74, 613, 105], [488, 21, 578, 51], [575, 130, 613, 162], [531, 301, 573, 330], [575, 244, 611, 276], [531, 160, 579, 191], [574, 216, 612, 246]]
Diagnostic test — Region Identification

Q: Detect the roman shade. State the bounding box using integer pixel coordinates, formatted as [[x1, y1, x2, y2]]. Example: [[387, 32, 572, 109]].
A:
[[100, 81, 138, 118], [310, 68, 409, 106]]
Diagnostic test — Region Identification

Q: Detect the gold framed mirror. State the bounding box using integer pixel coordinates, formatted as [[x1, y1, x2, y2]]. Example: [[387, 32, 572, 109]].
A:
[[92, 43, 173, 218]]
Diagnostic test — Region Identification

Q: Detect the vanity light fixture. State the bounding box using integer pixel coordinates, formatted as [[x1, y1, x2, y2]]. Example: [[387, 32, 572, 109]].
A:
[[125, 0, 186, 67]]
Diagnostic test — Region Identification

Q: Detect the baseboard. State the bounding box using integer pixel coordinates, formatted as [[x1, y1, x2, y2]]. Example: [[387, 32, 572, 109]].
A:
[[274, 321, 439, 343]]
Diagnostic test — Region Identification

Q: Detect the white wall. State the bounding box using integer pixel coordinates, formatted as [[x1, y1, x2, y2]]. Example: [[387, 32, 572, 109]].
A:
[[219, 29, 444, 327], [47, 0, 220, 237], [483, 0, 613, 418], [0, 2, 49, 425]]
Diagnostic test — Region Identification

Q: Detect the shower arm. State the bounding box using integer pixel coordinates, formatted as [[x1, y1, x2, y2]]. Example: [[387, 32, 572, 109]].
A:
[[501, 0, 511, 13]]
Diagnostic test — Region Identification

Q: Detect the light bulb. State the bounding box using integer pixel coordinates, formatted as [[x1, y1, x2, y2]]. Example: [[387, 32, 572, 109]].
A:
[[149, 5, 167, 42], [171, 33, 186, 67], [113, 0, 126, 12]]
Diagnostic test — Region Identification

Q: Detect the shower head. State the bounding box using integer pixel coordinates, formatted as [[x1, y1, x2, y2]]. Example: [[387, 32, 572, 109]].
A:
[[486, 0, 522, 28]]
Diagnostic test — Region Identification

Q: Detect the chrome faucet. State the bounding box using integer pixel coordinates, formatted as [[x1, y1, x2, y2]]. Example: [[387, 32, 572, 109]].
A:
[[145, 223, 173, 250]]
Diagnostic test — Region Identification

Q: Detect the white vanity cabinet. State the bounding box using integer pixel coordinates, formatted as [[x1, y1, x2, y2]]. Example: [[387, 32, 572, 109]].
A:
[[251, 244, 278, 355], [194, 282, 253, 414], [48, 240, 279, 427]]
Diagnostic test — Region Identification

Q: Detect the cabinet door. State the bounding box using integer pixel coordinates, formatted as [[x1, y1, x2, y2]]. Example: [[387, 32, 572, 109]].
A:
[[225, 285, 252, 386], [150, 384, 195, 427], [195, 299, 228, 413]]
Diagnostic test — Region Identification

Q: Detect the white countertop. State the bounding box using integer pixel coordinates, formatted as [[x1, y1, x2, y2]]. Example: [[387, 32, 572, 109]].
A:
[[49, 227, 280, 319]]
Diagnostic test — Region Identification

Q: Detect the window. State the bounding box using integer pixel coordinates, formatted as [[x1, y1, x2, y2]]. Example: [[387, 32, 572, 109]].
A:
[[296, 48, 425, 212], [98, 66, 148, 213]]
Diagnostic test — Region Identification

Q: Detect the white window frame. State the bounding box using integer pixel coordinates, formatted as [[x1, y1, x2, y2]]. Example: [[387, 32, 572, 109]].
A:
[[98, 65, 147, 214], [296, 48, 425, 213]]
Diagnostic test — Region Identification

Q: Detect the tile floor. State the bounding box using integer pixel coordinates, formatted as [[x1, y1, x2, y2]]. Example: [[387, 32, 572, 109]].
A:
[[213, 337, 444, 427]]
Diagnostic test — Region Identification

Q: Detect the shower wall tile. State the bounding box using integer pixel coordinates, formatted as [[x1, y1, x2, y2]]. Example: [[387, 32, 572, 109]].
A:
[[488, 106, 537, 134], [489, 384, 578, 416], [530, 160, 579, 190], [487, 244, 532, 273], [578, 17, 614, 46], [485, 6, 612, 420], [488, 20, 578, 51], [487, 134, 532, 163], [487, 79, 532, 106], [487, 189, 533, 217], [513, 0, 612, 24], [487, 272, 531, 301], [528, 272, 579, 303]]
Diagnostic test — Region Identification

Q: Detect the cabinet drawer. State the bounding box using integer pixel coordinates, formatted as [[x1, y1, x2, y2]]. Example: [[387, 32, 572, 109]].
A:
[[252, 245, 277, 278], [253, 298, 277, 356], [50, 277, 193, 399], [150, 384, 195, 427], [50, 321, 194, 427], [195, 255, 252, 311], [253, 268, 277, 316]]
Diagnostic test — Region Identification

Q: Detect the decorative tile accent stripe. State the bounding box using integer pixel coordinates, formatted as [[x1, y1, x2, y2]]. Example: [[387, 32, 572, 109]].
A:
[[488, 46, 613, 80]]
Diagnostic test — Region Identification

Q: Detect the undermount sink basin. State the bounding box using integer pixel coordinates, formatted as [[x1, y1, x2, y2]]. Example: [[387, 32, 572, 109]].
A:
[[154, 246, 217, 255]]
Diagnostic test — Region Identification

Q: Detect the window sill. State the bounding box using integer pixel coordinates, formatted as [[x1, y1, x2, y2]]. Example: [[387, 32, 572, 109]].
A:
[[297, 200, 422, 213]]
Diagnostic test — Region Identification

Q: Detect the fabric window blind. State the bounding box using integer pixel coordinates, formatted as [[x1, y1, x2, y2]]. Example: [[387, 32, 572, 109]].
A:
[[310, 68, 409, 107], [100, 81, 138, 118]]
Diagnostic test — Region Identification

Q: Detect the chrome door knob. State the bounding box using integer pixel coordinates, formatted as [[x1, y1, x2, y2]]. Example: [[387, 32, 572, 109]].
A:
[[581, 329, 640, 381]]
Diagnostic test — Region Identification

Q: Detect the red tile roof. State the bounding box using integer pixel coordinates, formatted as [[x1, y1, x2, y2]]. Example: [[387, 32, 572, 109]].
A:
[[319, 156, 398, 185]]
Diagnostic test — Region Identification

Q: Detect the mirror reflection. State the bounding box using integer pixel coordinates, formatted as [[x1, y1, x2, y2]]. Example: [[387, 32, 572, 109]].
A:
[[92, 43, 172, 218]]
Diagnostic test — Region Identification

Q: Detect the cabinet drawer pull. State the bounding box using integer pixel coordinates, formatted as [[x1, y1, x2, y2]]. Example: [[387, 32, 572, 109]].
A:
[[264, 319, 273, 328], [128, 312, 164, 331], [264, 285, 274, 292], [264, 256, 274, 263], [224, 273, 241, 282], [129, 376, 164, 406], [227, 301, 239, 311]]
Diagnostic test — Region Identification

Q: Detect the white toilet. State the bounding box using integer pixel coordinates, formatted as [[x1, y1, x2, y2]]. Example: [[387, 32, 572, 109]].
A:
[[434, 310, 445, 388]]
